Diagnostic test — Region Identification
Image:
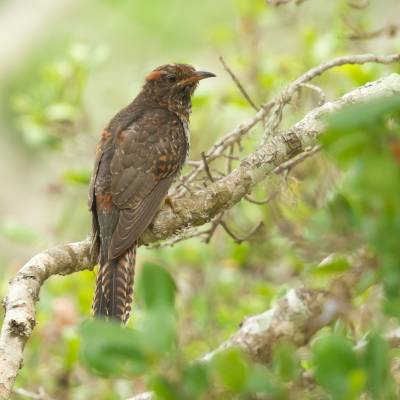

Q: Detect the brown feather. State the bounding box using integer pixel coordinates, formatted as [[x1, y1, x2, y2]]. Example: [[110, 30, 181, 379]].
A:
[[89, 64, 214, 324], [92, 244, 136, 323]]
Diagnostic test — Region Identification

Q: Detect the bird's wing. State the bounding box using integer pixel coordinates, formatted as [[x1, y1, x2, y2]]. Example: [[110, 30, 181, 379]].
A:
[[108, 108, 187, 259], [88, 130, 113, 211], [88, 128, 116, 264]]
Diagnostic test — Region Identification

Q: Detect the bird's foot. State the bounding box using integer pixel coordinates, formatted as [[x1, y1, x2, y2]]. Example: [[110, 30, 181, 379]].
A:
[[164, 195, 177, 213]]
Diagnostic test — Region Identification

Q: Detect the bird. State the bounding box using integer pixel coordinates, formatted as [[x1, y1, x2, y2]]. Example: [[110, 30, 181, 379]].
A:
[[88, 64, 215, 323]]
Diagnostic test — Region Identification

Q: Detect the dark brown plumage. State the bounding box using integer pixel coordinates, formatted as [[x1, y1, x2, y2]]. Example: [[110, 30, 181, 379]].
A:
[[89, 64, 215, 323]]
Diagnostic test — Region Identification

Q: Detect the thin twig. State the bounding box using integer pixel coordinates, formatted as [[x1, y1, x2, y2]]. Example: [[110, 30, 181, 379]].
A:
[[13, 388, 53, 400], [219, 56, 259, 111], [348, 23, 400, 40], [347, 0, 369, 9], [204, 213, 224, 244], [201, 151, 215, 183], [274, 145, 321, 174], [264, 53, 400, 140], [245, 190, 279, 205], [220, 221, 263, 244], [300, 83, 326, 106], [149, 227, 207, 248], [226, 144, 235, 174], [221, 153, 239, 161], [266, 0, 310, 5]]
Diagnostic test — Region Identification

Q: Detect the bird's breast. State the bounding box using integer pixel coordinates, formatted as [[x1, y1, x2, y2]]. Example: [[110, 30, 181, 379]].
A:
[[181, 118, 190, 163]]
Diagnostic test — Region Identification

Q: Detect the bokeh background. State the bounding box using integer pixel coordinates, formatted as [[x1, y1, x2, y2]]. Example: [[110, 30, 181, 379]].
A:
[[1, 0, 400, 399]]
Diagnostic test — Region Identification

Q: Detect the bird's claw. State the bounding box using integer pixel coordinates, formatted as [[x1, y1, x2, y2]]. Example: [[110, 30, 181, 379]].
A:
[[164, 195, 177, 214]]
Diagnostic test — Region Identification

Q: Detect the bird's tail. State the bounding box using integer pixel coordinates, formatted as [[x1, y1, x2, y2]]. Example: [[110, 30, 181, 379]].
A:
[[92, 244, 136, 324]]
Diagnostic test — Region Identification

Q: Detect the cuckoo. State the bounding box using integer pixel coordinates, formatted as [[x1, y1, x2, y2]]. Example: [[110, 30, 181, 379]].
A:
[[88, 64, 215, 323]]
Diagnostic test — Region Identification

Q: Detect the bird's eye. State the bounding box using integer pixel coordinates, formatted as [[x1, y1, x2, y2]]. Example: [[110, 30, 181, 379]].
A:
[[166, 74, 177, 83]]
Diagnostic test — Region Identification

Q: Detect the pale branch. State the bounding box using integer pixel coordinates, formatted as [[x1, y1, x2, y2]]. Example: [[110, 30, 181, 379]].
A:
[[299, 83, 326, 106], [12, 387, 53, 400], [0, 241, 92, 400], [284, 54, 400, 94], [141, 73, 400, 245]]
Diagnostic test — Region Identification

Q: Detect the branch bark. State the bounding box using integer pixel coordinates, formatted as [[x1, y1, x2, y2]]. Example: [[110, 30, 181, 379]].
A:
[[1, 65, 400, 398], [0, 241, 91, 399]]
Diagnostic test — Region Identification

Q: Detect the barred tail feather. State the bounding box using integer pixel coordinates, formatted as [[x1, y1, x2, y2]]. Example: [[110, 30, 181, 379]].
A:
[[92, 244, 136, 324]]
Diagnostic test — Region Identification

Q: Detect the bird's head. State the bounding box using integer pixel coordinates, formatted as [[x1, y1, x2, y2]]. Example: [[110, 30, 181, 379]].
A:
[[141, 64, 215, 116]]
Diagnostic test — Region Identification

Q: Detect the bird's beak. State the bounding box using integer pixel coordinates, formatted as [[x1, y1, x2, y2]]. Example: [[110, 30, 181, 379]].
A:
[[178, 70, 216, 86], [193, 70, 216, 80]]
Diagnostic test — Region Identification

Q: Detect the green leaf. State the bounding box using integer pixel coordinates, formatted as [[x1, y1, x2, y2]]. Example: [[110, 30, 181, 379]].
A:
[[136, 262, 177, 310], [212, 349, 248, 392], [313, 335, 364, 400], [246, 364, 284, 397], [45, 103, 76, 121], [63, 329, 80, 370], [312, 256, 350, 277], [183, 363, 209, 398], [79, 319, 147, 376], [151, 376, 183, 400], [363, 331, 389, 398], [0, 218, 38, 244], [326, 95, 400, 134], [272, 342, 300, 382], [140, 307, 177, 353]]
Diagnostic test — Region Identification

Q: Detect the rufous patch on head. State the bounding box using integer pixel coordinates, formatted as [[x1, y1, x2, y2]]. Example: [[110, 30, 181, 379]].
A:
[[146, 70, 167, 81]]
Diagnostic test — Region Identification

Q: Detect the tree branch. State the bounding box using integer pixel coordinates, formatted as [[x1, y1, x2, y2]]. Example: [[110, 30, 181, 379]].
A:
[[0, 241, 91, 400]]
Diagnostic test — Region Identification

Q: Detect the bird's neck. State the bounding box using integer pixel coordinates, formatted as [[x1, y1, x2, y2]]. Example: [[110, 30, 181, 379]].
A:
[[133, 87, 192, 121]]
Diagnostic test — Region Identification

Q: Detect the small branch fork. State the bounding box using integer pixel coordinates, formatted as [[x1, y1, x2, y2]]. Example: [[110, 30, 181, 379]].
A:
[[201, 150, 264, 244], [1, 55, 400, 399]]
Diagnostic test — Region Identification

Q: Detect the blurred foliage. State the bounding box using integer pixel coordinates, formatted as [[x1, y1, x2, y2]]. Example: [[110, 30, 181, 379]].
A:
[[323, 95, 400, 315], [11, 44, 107, 149], [1, 0, 400, 399]]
